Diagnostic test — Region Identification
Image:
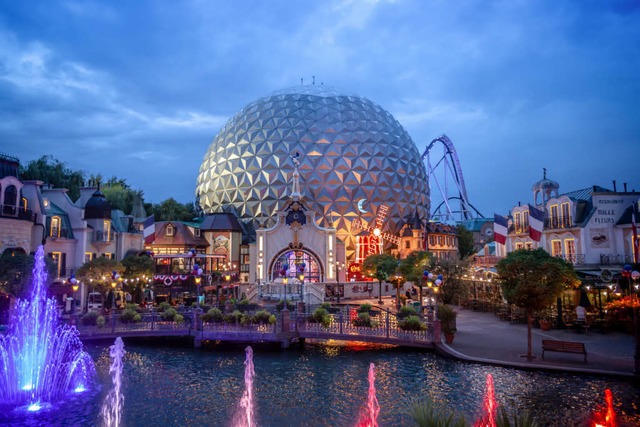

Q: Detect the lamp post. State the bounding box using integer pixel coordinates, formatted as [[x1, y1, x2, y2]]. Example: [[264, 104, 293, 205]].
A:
[[299, 274, 304, 302], [282, 277, 289, 311], [335, 261, 343, 304], [194, 276, 202, 310], [393, 273, 404, 310]]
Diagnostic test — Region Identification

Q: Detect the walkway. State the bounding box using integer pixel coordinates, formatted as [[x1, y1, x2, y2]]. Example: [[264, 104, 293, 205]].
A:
[[347, 297, 636, 377]]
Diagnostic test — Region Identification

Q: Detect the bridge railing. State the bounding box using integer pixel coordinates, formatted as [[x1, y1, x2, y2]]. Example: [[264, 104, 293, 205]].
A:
[[74, 312, 192, 337]]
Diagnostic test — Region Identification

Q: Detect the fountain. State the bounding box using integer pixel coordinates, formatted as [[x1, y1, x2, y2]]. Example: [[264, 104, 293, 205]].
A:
[[101, 337, 125, 427], [475, 374, 497, 427], [233, 346, 256, 427], [356, 363, 380, 427], [0, 245, 94, 408], [591, 389, 617, 427]]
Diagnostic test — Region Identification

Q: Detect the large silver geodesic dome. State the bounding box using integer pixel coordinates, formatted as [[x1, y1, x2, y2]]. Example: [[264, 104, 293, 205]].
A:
[[196, 85, 430, 258]]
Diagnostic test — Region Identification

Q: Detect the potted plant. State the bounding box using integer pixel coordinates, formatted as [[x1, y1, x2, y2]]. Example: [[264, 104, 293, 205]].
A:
[[437, 304, 457, 344]]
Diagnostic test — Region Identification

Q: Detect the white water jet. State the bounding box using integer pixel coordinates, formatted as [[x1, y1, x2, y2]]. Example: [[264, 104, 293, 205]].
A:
[[233, 346, 256, 427], [101, 337, 125, 427]]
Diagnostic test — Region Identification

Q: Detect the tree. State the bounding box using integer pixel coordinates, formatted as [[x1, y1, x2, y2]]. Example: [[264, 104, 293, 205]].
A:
[[456, 224, 475, 259], [0, 251, 57, 298], [496, 248, 579, 359], [362, 254, 398, 305], [430, 257, 473, 305], [398, 251, 431, 307], [121, 254, 154, 300], [75, 257, 125, 294], [151, 198, 197, 221], [19, 155, 86, 201]]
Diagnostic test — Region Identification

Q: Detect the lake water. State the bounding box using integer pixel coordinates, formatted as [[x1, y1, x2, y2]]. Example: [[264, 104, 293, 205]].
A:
[[1, 339, 639, 426]]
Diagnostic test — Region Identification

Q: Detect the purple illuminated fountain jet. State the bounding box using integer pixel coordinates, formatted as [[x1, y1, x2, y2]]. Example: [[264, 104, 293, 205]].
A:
[[0, 245, 94, 409]]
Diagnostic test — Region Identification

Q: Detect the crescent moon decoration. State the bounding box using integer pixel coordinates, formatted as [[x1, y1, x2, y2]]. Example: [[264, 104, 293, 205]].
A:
[[357, 198, 368, 214]]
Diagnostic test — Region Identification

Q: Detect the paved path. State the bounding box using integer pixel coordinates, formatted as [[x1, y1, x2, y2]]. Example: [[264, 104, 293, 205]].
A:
[[346, 297, 636, 377], [441, 308, 635, 376]]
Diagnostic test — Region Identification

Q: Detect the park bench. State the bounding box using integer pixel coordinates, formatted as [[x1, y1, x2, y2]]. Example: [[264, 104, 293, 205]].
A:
[[541, 339, 587, 363]]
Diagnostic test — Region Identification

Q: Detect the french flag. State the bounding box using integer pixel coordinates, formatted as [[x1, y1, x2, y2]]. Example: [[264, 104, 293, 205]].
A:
[[633, 207, 639, 264], [143, 215, 155, 245], [493, 214, 508, 245], [528, 204, 545, 242]]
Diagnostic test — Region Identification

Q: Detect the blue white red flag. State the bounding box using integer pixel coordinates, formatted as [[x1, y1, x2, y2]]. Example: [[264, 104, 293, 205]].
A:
[[493, 214, 508, 245], [143, 215, 155, 245], [528, 204, 545, 242], [632, 208, 639, 264]]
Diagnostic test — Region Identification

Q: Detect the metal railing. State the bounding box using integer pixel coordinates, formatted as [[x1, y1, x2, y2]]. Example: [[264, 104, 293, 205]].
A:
[[600, 254, 635, 265], [94, 230, 114, 242], [545, 216, 573, 230], [554, 254, 586, 265], [70, 304, 437, 346], [0, 204, 35, 221]]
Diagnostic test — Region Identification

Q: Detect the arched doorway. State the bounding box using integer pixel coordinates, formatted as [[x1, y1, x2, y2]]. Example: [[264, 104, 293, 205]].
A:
[[268, 248, 323, 283]]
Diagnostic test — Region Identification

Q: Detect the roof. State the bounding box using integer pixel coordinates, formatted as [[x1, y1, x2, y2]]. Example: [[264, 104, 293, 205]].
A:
[[562, 186, 611, 202], [616, 202, 640, 226], [152, 221, 209, 246], [84, 188, 112, 219], [460, 218, 493, 232], [200, 213, 244, 232]]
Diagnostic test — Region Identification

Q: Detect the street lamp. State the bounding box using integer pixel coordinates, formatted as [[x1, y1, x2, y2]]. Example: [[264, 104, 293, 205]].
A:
[[299, 274, 304, 301], [393, 273, 404, 310], [194, 276, 202, 310], [282, 277, 289, 311]]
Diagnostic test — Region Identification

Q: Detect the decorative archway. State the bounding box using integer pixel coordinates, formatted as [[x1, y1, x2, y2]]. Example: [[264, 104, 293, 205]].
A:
[[268, 247, 324, 283]]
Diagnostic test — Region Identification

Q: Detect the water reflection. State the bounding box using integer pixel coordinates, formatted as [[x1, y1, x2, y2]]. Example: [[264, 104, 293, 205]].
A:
[[1, 341, 638, 426]]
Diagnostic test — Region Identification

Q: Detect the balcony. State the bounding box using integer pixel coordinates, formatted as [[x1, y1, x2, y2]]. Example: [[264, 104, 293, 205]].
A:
[[49, 228, 72, 239], [0, 204, 35, 222], [554, 254, 585, 266], [94, 230, 114, 243], [600, 254, 634, 266], [545, 216, 573, 230], [508, 224, 529, 234]]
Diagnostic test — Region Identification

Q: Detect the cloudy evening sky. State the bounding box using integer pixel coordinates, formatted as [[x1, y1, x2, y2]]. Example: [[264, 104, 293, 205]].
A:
[[1, 0, 639, 217]]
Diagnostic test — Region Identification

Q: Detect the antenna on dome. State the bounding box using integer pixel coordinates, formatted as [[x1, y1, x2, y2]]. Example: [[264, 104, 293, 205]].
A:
[[312, 75, 315, 85], [301, 78, 303, 86]]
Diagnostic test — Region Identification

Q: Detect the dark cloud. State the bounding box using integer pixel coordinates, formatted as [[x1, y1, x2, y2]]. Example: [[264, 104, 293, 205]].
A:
[[1, 0, 638, 214]]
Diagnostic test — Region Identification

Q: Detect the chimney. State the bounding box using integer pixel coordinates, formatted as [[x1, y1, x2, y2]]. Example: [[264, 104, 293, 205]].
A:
[[612, 180, 617, 192], [623, 182, 627, 192]]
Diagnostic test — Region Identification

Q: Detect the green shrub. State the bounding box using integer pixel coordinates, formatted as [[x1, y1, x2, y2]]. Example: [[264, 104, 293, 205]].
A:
[[224, 310, 243, 324], [82, 311, 99, 326], [96, 315, 106, 328], [240, 314, 251, 326], [158, 302, 172, 312], [357, 303, 372, 313], [175, 314, 184, 324], [399, 315, 426, 331], [320, 302, 332, 310], [120, 308, 142, 323], [411, 398, 467, 427], [308, 307, 331, 328], [252, 309, 272, 324], [398, 305, 416, 319], [437, 304, 457, 333], [275, 299, 295, 311], [237, 298, 250, 306], [125, 303, 141, 312], [268, 314, 277, 325], [353, 312, 377, 327], [161, 308, 177, 321], [202, 307, 223, 323]]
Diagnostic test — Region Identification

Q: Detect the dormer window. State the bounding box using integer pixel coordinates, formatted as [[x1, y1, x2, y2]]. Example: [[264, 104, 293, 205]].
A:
[[194, 228, 201, 237], [50, 216, 61, 237], [166, 224, 175, 236]]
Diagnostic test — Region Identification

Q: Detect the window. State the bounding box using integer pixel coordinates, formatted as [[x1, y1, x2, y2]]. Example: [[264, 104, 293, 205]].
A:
[[104, 253, 113, 260], [50, 252, 62, 277], [429, 236, 435, 247], [549, 205, 558, 228], [103, 220, 111, 238], [525, 242, 533, 250], [194, 228, 201, 237], [405, 240, 410, 249], [515, 242, 524, 250], [514, 212, 522, 233], [438, 236, 444, 246], [561, 203, 571, 227], [523, 211, 529, 231], [50, 216, 61, 237], [565, 239, 575, 262], [551, 240, 562, 257], [84, 252, 93, 263], [166, 224, 174, 236], [21, 197, 27, 210]]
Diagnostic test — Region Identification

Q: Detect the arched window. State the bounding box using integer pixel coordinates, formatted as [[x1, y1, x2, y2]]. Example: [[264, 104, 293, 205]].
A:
[[166, 224, 174, 236], [50, 216, 61, 238]]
